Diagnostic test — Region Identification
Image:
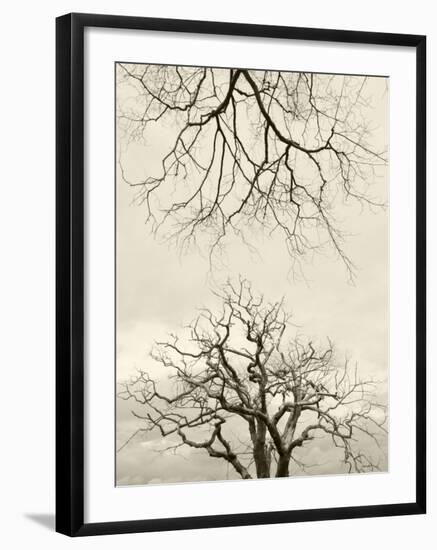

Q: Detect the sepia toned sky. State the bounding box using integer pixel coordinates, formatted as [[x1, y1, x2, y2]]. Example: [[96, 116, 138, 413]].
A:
[[115, 65, 388, 486]]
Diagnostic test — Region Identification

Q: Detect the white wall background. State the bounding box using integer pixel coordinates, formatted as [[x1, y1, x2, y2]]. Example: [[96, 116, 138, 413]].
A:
[[0, 0, 433, 547]]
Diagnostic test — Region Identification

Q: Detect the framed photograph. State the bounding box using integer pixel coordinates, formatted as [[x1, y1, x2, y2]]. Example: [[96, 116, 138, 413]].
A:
[[56, 13, 426, 536]]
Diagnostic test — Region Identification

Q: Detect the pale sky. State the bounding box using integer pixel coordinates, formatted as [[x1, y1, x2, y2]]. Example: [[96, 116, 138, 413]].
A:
[[115, 65, 388, 486]]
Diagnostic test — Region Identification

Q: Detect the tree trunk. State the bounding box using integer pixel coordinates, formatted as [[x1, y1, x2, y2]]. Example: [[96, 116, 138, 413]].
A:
[[254, 440, 271, 478], [276, 454, 291, 477]]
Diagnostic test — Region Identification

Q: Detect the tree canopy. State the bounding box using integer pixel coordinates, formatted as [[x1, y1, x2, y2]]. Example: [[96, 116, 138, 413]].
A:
[[117, 65, 387, 278]]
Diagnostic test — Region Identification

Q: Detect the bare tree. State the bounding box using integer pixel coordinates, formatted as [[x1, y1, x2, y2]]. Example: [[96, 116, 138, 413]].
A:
[[117, 64, 387, 278], [118, 280, 387, 479]]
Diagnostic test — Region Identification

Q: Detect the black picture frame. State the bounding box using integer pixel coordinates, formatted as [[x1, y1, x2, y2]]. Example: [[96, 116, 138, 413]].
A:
[[56, 12, 426, 537]]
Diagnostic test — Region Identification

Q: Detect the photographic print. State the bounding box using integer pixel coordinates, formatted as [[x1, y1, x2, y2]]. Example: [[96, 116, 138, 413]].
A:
[[115, 63, 389, 486]]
